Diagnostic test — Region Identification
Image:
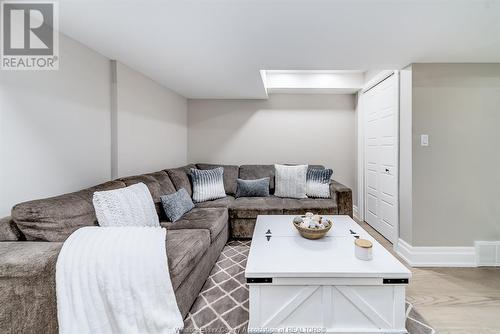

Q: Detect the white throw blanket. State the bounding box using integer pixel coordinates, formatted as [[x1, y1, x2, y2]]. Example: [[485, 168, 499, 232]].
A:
[[56, 226, 183, 334]]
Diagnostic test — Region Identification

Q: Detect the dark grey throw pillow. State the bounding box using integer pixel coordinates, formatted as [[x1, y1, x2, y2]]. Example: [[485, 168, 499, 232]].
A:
[[160, 188, 195, 222], [236, 178, 270, 198]]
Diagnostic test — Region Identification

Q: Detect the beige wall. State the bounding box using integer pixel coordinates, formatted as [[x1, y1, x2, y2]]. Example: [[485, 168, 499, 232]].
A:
[[0, 37, 189, 216], [115, 62, 187, 178], [187, 94, 356, 200], [0, 35, 112, 217], [411, 63, 500, 246]]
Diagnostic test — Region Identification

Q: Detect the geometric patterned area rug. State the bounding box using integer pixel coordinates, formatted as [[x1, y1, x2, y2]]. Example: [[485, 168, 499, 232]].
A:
[[183, 240, 436, 334]]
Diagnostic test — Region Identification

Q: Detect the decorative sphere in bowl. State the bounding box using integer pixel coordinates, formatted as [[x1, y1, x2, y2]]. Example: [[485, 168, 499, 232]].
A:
[[292, 215, 333, 240]]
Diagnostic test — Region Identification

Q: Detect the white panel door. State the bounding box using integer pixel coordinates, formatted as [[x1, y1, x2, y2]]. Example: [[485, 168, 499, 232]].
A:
[[363, 73, 399, 243]]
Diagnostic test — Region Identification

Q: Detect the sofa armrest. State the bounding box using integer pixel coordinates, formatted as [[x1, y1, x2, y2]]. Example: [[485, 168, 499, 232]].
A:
[[0, 241, 61, 333], [329, 180, 353, 217], [0, 216, 24, 241]]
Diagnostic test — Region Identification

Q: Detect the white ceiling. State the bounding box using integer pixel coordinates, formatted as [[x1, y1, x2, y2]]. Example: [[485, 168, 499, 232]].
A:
[[58, 0, 500, 99]]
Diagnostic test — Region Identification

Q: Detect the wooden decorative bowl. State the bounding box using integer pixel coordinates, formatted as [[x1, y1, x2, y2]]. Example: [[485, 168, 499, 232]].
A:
[[293, 217, 333, 240]]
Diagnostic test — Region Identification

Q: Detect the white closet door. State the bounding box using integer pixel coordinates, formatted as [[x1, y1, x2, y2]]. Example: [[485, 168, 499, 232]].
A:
[[364, 73, 399, 243]]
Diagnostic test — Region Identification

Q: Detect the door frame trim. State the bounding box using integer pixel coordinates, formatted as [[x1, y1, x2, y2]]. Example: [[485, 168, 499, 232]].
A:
[[357, 70, 400, 244]]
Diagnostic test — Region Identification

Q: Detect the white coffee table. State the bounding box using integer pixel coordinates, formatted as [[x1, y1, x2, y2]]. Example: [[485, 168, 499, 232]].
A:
[[245, 215, 411, 334]]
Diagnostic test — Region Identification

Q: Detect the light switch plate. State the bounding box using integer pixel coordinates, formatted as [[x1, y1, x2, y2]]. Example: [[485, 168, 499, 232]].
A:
[[421, 134, 429, 146]]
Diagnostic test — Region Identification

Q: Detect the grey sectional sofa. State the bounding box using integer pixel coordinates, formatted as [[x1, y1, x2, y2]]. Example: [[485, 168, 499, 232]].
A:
[[0, 163, 351, 333]]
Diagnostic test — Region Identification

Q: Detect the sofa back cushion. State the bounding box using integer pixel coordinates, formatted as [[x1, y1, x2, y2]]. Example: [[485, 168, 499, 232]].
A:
[[119, 171, 176, 220], [12, 180, 126, 241], [238, 164, 324, 194], [166, 164, 196, 196], [239, 165, 275, 192], [146, 170, 177, 195], [309, 165, 325, 170], [196, 163, 239, 195]]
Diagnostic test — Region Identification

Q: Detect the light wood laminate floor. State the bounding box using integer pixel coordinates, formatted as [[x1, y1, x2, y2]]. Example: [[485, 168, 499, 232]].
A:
[[357, 220, 500, 334]]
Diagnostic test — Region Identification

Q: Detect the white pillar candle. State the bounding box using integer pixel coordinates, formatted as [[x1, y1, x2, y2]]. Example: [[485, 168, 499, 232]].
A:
[[354, 239, 373, 261]]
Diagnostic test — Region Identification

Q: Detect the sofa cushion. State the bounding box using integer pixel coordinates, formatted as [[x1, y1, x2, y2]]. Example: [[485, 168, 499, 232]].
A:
[[308, 165, 325, 169], [166, 164, 196, 197], [282, 198, 338, 215], [239, 165, 275, 192], [146, 170, 177, 195], [229, 196, 284, 219], [120, 174, 164, 201], [166, 229, 210, 290], [174, 224, 228, 318], [12, 180, 126, 241], [238, 165, 325, 193], [197, 163, 239, 195], [161, 207, 228, 242], [195, 196, 235, 209]]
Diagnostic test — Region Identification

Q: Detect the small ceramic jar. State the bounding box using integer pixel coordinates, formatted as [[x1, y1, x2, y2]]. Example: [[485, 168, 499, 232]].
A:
[[354, 239, 373, 261]]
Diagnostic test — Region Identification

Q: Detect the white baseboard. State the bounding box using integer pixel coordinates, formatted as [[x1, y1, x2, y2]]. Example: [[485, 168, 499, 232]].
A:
[[395, 239, 477, 267], [353, 205, 359, 220]]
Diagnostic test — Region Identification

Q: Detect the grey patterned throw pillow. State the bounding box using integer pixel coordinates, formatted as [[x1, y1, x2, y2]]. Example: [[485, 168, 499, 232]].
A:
[[306, 168, 333, 198], [236, 178, 270, 198], [190, 167, 226, 203], [160, 188, 194, 222]]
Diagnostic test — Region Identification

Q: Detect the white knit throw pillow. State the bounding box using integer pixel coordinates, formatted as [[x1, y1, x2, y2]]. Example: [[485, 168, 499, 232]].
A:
[[274, 164, 308, 199], [92, 182, 159, 227]]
